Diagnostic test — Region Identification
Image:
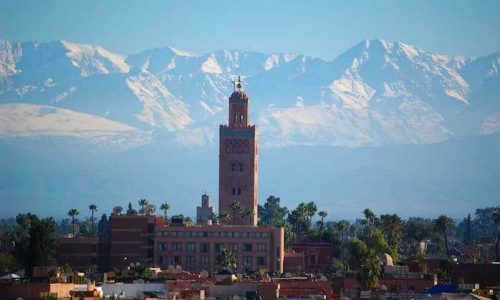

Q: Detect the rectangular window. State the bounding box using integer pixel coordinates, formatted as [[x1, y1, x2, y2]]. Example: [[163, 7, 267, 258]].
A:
[[173, 256, 182, 265], [186, 243, 196, 252], [200, 243, 209, 253], [172, 242, 182, 251], [257, 244, 266, 252], [215, 243, 222, 254], [243, 256, 252, 266], [243, 243, 252, 252], [257, 257, 266, 266], [187, 256, 196, 265], [201, 256, 209, 265], [230, 243, 238, 253]]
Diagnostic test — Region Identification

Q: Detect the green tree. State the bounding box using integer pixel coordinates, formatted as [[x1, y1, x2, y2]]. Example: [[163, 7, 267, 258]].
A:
[[403, 218, 433, 257], [492, 207, 500, 261], [216, 247, 237, 270], [361, 208, 377, 237], [159, 202, 171, 224], [348, 238, 380, 289], [288, 202, 308, 241], [433, 215, 456, 258], [258, 196, 288, 227], [138, 198, 149, 214], [463, 214, 472, 245], [219, 211, 230, 225], [379, 214, 405, 258], [67, 209, 79, 237], [88, 204, 97, 235], [318, 211, 327, 242], [209, 212, 218, 224], [284, 223, 297, 250], [127, 202, 137, 215], [230, 200, 244, 225], [12, 213, 58, 278], [184, 216, 193, 226], [97, 214, 110, 238], [337, 220, 350, 272], [305, 202, 318, 231], [0, 252, 16, 273]]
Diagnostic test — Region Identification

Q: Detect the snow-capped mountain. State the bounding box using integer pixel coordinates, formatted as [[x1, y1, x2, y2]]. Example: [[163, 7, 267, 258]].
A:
[[0, 38, 499, 149]]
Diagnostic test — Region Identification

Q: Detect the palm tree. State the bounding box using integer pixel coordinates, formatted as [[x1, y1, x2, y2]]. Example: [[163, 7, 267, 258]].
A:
[[160, 202, 170, 224], [230, 201, 244, 225], [305, 201, 317, 231], [492, 207, 500, 261], [318, 211, 327, 242], [88, 204, 97, 235], [380, 214, 405, 250], [433, 215, 455, 258], [362, 208, 376, 236], [219, 211, 230, 225], [209, 212, 219, 224], [67, 208, 79, 237], [182, 216, 193, 226], [337, 220, 350, 272], [138, 198, 149, 215], [216, 247, 237, 270], [296, 202, 308, 240]]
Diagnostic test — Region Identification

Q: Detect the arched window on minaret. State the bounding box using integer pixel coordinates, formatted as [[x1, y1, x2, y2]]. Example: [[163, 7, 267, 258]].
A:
[[240, 114, 244, 122]]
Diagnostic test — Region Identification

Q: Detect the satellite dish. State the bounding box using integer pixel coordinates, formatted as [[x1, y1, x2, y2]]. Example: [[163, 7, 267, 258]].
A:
[[113, 206, 123, 215], [168, 265, 175, 271], [200, 270, 209, 278], [176, 265, 182, 270]]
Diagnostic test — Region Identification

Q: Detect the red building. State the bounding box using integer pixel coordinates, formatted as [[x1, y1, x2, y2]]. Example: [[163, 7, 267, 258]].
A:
[[292, 243, 334, 273], [219, 77, 258, 226], [109, 214, 161, 268], [56, 236, 109, 271], [154, 224, 284, 274]]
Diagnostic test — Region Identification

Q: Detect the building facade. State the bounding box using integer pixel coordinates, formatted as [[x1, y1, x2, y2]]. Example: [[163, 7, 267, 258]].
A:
[[109, 215, 160, 268], [154, 224, 284, 274], [219, 77, 258, 226]]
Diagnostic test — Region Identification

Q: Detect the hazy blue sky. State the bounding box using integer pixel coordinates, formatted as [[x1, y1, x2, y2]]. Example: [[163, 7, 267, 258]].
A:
[[1, 0, 500, 60]]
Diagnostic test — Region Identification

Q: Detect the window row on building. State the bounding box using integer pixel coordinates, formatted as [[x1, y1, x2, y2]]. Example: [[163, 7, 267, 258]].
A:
[[157, 242, 268, 253], [156, 230, 269, 238], [158, 255, 267, 267]]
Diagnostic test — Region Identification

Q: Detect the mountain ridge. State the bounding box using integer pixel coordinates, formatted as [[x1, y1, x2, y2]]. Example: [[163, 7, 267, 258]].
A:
[[1, 38, 499, 149]]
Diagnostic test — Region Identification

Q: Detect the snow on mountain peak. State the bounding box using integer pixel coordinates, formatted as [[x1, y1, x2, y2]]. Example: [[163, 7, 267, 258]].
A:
[[168, 46, 200, 57], [200, 54, 223, 74], [61, 40, 130, 76]]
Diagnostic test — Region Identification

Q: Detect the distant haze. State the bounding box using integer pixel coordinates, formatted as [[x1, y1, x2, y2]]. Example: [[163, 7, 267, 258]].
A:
[[0, 37, 499, 220]]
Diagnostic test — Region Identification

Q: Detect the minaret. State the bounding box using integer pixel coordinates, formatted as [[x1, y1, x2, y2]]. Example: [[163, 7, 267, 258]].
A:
[[219, 76, 258, 226]]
